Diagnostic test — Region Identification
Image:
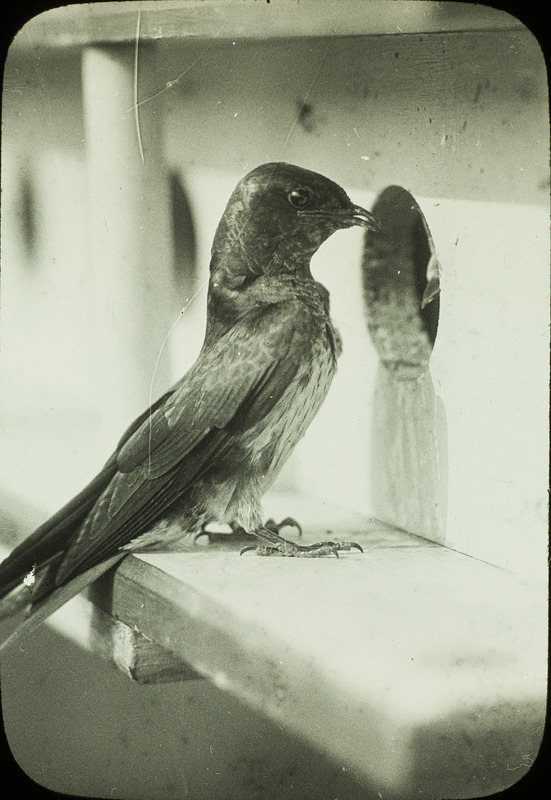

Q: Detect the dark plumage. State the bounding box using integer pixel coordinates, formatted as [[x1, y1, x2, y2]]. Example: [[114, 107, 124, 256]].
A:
[[0, 162, 377, 641]]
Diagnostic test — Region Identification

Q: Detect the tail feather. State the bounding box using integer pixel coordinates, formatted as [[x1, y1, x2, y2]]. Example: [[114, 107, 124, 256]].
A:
[[0, 388, 179, 646], [0, 454, 117, 600], [0, 552, 125, 653]]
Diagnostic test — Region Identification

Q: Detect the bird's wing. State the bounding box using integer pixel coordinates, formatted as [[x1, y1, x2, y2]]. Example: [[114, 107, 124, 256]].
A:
[[0, 389, 176, 600], [53, 302, 312, 585], [116, 305, 308, 476], [0, 455, 118, 599]]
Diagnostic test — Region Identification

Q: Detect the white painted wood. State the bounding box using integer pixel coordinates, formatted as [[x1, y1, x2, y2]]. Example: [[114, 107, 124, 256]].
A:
[[81, 44, 178, 444], [0, 490, 546, 798], [92, 521, 548, 798], [12, 1, 523, 49]]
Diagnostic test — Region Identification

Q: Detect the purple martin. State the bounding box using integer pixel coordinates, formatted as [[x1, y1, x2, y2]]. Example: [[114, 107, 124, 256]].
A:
[[0, 162, 377, 636]]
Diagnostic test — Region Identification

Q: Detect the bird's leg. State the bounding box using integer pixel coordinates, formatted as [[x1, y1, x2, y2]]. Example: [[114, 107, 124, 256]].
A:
[[194, 517, 301, 546], [241, 526, 363, 558], [194, 521, 255, 545]]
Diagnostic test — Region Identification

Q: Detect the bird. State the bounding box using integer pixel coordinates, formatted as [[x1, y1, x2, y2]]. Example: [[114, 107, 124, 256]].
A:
[[0, 162, 377, 648]]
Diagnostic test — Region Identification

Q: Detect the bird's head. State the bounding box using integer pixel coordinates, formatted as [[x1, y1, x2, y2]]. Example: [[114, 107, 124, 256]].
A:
[[211, 162, 378, 283]]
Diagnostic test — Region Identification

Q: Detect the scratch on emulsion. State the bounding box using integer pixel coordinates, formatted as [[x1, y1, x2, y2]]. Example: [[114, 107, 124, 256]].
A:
[[130, 8, 202, 161], [133, 10, 145, 165]]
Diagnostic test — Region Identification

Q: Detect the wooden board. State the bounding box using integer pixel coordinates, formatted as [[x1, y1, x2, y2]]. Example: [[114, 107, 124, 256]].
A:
[[12, 1, 523, 49], [2, 492, 544, 799]]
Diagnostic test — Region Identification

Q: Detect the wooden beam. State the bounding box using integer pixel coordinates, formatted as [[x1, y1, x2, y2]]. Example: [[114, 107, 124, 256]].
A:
[[82, 44, 178, 442], [12, 2, 523, 50], [86, 590, 202, 683]]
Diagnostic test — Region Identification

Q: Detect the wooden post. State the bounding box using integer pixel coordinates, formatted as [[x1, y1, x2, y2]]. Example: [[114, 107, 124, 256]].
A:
[[81, 44, 178, 447], [370, 366, 448, 543]]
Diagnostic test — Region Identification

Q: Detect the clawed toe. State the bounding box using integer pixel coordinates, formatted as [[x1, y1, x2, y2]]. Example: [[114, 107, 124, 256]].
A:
[[299, 541, 364, 557], [194, 523, 255, 546], [240, 540, 363, 557], [197, 519, 363, 559], [240, 544, 282, 556], [194, 527, 225, 544], [264, 517, 303, 537]]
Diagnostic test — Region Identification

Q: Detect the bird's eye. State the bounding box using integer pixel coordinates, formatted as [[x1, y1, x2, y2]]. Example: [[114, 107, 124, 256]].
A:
[[288, 188, 314, 209]]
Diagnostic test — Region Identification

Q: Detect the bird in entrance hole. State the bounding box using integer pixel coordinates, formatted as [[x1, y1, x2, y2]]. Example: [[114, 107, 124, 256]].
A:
[[0, 162, 378, 647]]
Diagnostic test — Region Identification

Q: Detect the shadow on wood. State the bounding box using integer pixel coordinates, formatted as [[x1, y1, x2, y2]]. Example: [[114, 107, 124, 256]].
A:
[[88, 570, 201, 684]]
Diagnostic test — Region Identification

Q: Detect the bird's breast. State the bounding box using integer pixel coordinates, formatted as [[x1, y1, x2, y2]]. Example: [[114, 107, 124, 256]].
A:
[[244, 331, 338, 485], [182, 315, 340, 533]]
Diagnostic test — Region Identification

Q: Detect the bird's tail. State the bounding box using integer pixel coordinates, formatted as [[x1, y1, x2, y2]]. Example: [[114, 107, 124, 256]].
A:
[[0, 388, 179, 651], [0, 454, 118, 603], [0, 553, 125, 653]]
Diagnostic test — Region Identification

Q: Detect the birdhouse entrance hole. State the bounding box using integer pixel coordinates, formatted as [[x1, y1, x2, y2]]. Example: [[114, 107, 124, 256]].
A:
[[362, 186, 440, 382]]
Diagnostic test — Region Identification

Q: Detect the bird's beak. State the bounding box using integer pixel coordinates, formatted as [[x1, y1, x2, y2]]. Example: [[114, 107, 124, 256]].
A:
[[298, 205, 380, 231], [349, 205, 380, 231]]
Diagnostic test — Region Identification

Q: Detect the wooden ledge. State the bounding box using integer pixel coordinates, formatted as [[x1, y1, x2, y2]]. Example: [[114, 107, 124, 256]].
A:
[[2, 496, 545, 798], [0, 492, 546, 798]]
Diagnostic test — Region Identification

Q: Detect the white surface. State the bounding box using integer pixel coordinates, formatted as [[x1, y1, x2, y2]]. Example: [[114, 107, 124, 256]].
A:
[[0, 494, 546, 797], [129, 519, 546, 798]]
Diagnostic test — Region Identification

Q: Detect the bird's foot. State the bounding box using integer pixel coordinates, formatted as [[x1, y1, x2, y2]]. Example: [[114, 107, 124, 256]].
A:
[[194, 522, 254, 546], [264, 516, 303, 538], [240, 525, 362, 557], [194, 517, 301, 547]]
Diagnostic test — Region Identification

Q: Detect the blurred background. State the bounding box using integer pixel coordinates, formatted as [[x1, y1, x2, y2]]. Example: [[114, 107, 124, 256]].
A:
[[1, 2, 549, 797]]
